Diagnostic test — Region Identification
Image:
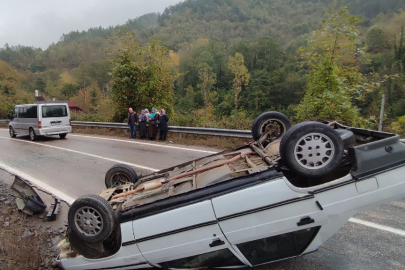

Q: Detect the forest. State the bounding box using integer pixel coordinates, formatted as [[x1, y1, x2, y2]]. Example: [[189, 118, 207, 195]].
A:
[[1, 0, 405, 135]]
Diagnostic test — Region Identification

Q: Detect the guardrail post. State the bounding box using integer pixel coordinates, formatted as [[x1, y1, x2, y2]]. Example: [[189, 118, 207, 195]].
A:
[[179, 133, 182, 139]]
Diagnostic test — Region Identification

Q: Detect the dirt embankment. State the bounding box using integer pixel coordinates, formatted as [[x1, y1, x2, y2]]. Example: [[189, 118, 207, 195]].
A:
[[0, 170, 67, 270]]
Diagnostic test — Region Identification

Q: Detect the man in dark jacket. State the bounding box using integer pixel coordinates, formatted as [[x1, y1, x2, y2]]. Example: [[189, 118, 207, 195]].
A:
[[158, 109, 169, 141], [128, 108, 138, 139]]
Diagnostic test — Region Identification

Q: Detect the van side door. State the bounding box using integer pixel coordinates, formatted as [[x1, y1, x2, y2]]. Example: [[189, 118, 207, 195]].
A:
[[17, 107, 28, 134], [18, 106, 38, 135]]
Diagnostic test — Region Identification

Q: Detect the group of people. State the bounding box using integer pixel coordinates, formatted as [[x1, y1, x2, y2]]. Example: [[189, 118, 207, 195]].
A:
[[127, 107, 169, 141]]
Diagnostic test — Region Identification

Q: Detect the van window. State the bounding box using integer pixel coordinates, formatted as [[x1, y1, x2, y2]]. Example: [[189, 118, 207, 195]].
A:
[[26, 106, 38, 118], [13, 108, 18, 119], [42, 105, 68, 118], [18, 107, 27, 118]]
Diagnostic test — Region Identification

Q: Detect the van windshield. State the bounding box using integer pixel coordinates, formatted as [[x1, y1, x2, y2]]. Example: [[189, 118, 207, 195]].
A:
[[42, 105, 68, 118]]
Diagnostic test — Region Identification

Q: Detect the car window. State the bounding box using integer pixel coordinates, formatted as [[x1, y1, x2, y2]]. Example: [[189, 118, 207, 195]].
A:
[[26, 106, 38, 118], [13, 108, 18, 119], [42, 105, 68, 118], [18, 107, 27, 118], [236, 227, 320, 265], [163, 248, 244, 269]]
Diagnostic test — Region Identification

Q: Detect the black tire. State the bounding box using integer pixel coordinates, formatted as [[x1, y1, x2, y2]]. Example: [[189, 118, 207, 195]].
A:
[[59, 133, 67, 139], [335, 129, 356, 149], [9, 127, 16, 138], [280, 122, 344, 178], [29, 128, 37, 141], [252, 111, 292, 141], [68, 194, 117, 243], [105, 164, 139, 188]]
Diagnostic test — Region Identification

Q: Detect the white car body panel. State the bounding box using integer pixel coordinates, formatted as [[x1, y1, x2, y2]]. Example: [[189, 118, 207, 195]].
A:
[[211, 179, 329, 244], [60, 222, 150, 270], [60, 167, 405, 270]]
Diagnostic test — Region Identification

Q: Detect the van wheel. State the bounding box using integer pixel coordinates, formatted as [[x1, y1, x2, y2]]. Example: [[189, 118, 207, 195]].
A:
[[9, 127, 16, 138], [105, 164, 139, 188], [68, 194, 117, 243], [29, 128, 37, 141], [252, 111, 291, 142], [280, 122, 344, 178], [59, 133, 67, 139]]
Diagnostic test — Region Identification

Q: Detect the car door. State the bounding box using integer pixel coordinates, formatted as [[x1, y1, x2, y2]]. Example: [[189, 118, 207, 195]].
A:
[[132, 200, 249, 268], [211, 177, 329, 266]]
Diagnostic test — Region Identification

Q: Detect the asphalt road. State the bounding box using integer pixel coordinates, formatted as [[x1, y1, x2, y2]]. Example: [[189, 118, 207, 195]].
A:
[[0, 129, 404, 270]]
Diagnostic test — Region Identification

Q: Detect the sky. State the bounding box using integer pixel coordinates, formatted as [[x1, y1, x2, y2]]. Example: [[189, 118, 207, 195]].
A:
[[0, 0, 183, 49]]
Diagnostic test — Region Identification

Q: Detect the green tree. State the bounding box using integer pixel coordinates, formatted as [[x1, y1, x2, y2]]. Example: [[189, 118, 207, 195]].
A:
[[228, 53, 250, 115], [297, 7, 365, 125], [366, 27, 390, 53], [111, 34, 175, 121]]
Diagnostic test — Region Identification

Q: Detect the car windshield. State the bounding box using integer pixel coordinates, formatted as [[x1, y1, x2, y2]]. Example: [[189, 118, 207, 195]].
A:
[[42, 105, 68, 118]]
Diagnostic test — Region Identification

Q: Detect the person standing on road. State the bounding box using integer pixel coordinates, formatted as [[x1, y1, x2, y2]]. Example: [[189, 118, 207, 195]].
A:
[[148, 108, 159, 140], [139, 110, 148, 139], [158, 109, 169, 141], [128, 108, 138, 139]]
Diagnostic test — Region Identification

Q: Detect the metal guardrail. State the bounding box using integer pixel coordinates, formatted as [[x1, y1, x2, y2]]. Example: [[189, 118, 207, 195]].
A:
[[71, 121, 252, 138], [0, 120, 251, 138]]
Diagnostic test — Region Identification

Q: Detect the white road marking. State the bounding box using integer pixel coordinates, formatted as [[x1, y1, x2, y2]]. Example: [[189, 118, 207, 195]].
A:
[[0, 161, 75, 205], [0, 128, 218, 154], [0, 136, 159, 172], [349, 218, 405, 237], [68, 134, 218, 154]]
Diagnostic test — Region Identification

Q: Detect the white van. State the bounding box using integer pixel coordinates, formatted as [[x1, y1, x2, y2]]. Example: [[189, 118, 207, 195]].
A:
[[8, 103, 72, 141]]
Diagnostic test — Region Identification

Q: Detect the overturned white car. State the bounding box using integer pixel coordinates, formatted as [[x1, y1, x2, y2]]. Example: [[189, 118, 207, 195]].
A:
[[57, 112, 405, 270]]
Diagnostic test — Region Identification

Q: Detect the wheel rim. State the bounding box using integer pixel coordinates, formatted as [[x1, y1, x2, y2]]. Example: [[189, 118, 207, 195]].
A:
[[74, 206, 104, 237], [259, 119, 286, 140], [294, 133, 335, 170], [111, 173, 131, 187], [30, 130, 35, 140]]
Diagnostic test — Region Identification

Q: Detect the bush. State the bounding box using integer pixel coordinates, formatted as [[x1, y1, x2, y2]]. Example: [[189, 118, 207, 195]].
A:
[[390, 116, 405, 137]]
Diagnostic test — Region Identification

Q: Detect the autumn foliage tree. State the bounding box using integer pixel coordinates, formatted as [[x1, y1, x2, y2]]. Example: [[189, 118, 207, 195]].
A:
[[228, 53, 250, 115], [0, 61, 33, 117]]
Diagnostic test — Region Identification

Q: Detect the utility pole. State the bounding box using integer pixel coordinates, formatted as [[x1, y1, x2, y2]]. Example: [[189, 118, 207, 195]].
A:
[[379, 94, 385, 131]]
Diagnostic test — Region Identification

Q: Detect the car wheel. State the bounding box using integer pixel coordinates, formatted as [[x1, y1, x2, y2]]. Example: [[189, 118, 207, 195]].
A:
[[335, 129, 356, 149], [59, 133, 67, 139], [29, 128, 37, 141], [9, 127, 16, 138], [251, 111, 291, 141], [105, 164, 139, 188], [68, 194, 117, 243], [280, 122, 344, 178]]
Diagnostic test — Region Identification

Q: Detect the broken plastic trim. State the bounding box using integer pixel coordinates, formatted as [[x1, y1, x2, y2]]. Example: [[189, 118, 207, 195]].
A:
[[11, 176, 47, 215]]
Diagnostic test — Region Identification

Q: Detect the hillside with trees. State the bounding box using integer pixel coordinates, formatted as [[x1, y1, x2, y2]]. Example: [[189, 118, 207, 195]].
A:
[[1, 0, 405, 135]]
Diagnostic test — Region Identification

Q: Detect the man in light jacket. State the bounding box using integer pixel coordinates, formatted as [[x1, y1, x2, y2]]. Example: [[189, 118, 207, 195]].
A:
[[128, 108, 138, 139]]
